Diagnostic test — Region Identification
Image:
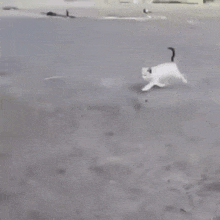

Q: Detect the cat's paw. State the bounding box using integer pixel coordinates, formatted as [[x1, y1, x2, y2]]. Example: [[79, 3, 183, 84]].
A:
[[142, 88, 148, 92], [142, 86, 152, 92], [183, 79, 187, 83], [156, 83, 166, 87]]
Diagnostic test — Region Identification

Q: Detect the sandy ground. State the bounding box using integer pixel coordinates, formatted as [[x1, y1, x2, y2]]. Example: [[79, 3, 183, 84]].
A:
[[0, 4, 220, 220]]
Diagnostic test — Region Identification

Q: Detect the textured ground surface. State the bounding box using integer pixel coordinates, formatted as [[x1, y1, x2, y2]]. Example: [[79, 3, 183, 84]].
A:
[[0, 6, 220, 220]]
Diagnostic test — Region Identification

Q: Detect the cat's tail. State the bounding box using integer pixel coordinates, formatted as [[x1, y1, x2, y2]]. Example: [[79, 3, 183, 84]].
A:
[[168, 47, 175, 62]]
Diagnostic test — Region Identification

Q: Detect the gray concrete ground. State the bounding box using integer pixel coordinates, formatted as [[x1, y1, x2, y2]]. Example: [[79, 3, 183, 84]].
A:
[[0, 5, 220, 220]]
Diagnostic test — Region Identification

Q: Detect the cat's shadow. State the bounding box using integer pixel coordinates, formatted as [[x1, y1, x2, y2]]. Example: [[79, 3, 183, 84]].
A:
[[128, 83, 146, 94], [128, 83, 163, 94]]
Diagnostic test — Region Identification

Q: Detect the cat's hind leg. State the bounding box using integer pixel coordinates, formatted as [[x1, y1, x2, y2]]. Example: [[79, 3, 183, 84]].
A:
[[176, 71, 187, 83], [181, 75, 187, 83], [142, 82, 155, 91]]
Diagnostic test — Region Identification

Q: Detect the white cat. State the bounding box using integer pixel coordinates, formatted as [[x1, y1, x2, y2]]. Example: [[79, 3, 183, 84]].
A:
[[142, 47, 187, 92]]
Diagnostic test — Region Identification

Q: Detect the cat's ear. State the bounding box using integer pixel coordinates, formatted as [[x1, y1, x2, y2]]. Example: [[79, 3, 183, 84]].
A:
[[148, 68, 152, 74]]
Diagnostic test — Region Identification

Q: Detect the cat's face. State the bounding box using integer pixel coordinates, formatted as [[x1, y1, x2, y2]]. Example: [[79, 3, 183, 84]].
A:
[[142, 67, 152, 81]]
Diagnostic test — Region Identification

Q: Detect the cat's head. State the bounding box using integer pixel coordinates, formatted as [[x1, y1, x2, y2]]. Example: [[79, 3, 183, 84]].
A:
[[142, 67, 152, 81]]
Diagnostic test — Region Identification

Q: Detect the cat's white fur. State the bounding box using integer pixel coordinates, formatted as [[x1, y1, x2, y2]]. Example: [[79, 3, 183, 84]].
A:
[[142, 48, 187, 92]]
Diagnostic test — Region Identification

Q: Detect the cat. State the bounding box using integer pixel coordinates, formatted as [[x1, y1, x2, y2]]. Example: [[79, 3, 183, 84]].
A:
[[142, 47, 187, 92]]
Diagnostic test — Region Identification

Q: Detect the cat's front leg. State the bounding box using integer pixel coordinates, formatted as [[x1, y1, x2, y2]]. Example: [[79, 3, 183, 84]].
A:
[[177, 72, 187, 83], [142, 82, 155, 91], [155, 82, 166, 87]]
